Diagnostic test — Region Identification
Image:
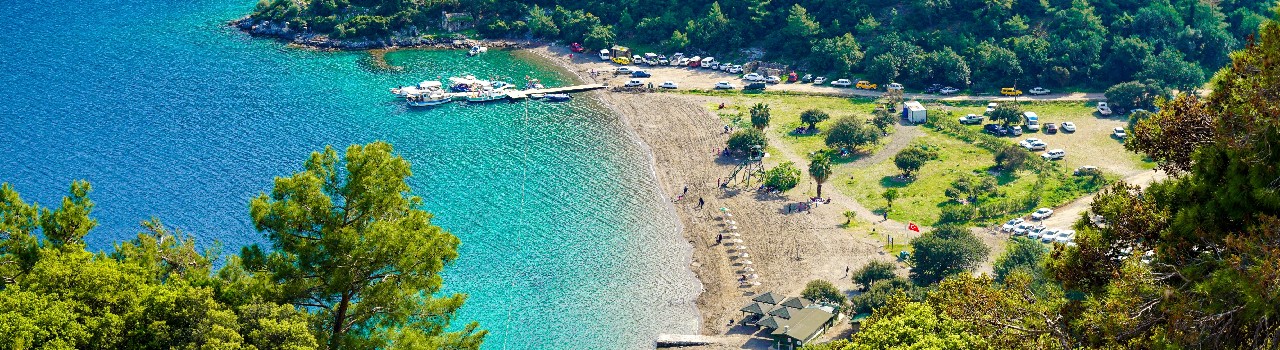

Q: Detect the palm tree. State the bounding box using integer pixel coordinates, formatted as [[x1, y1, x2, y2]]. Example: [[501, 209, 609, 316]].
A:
[[809, 152, 833, 199], [750, 103, 771, 130]]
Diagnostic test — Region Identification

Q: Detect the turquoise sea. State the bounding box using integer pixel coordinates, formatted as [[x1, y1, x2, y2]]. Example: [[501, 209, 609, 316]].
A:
[[0, 0, 699, 347]]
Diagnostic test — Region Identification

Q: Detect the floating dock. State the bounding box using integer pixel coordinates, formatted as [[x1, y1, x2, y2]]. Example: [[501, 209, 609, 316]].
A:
[[505, 84, 607, 99]]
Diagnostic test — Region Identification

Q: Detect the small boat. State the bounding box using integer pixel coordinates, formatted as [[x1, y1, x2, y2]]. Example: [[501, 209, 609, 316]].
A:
[[544, 93, 571, 102], [468, 46, 488, 56], [529, 93, 546, 99], [466, 91, 507, 103], [525, 78, 546, 90], [407, 93, 451, 107]]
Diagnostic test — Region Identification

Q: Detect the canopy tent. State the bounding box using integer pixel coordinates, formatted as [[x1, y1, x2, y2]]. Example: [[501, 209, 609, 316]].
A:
[[768, 306, 792, 319], [780, 297, 814, 310], [739, 302, 766, 315], [755, 316, 781, 329], [752, 291, 781, 304]]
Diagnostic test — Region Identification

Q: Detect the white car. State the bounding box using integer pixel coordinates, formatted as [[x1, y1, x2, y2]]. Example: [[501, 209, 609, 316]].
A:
[[1041, 149, 1066, 160], [1031, 208, 1054, 220], [624, 79, 645, 87], [1060, 122, 1076, 132], [1030, 228, 1053, 240], [1002, 218, 1025, 232], [1029, 87, 1051, 95], [958, 114, 984, 124], [765, 76, 781, 84], [813, 77, 827, 85], [660, 81, 679, 89], [1013, 223, 1037, 235], [1114, 127, 1127, 138], [985, 102, 999, 115], [1027, 225, 1048, 238], [714, 81, 735, 89], [729, 65, 743, 74], [831, 79, 853, 87], [1022, 140, 1047, 151], [1053, 230, 1076, 243], [1018, 138, 1045, 150], [940, 87, 959, 95], [887, 83, 904, 90], [615, 67, 635, 74], [743, 73, 765, 82]]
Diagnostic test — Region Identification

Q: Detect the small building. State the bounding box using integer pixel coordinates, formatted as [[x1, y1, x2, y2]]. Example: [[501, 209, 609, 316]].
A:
[[739, 293, 837, 350], [902, 101, 927, 124]]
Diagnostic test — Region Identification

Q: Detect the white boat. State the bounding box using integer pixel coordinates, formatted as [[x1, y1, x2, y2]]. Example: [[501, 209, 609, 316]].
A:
[[468, 46, 488, 56], [407, 92, 451, 107], [466, 91, 507, 102]]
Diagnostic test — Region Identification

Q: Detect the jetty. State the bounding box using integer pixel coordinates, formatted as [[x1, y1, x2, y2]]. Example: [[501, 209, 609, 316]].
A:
[[505, 84, 607, 99]]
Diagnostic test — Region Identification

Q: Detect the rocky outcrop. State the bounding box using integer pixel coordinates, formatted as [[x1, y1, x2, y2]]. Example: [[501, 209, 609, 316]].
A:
[[232, 17, 524, 51]]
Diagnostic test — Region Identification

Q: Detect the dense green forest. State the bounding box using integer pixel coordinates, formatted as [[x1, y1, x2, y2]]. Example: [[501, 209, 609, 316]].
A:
[[0, 142, 485, 349], [249, 0, 1271, 89]]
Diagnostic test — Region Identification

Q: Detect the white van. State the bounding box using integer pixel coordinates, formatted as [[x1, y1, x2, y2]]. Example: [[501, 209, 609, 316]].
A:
[[598, 49, 610, 61], [1023, 111, 1041, 131]]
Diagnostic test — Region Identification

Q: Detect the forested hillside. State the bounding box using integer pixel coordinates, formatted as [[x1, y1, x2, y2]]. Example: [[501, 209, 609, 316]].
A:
[[249, 0, 1271, 89]]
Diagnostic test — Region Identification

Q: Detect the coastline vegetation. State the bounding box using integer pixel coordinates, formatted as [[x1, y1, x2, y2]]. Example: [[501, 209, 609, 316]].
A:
[[249, 0, 1266, 91], [0, 142, 485, 349]]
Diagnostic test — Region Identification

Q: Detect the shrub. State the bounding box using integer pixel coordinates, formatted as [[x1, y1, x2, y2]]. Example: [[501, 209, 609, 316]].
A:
[[726, 128, 767, 156], [763, 161, 802, 191], [801, 280, 846, 307], [852, 260, 898, 290], [825, 116, 881, 153]]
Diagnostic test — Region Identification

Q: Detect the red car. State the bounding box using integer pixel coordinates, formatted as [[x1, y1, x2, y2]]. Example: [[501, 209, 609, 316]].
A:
[[570, 42, 585, 53]]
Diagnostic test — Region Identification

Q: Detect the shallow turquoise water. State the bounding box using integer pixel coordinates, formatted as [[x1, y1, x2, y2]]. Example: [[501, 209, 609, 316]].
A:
[[0, 0, 699, 347]]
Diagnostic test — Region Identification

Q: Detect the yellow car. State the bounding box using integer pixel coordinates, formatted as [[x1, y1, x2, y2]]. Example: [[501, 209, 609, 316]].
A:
[[612, 57, 632, 65], [1001, 87, 1023, 96], [856, 81, 877, 90]]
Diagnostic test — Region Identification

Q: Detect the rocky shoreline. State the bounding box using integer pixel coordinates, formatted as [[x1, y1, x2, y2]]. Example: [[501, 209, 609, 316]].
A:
[[231, 17, 525, 51]]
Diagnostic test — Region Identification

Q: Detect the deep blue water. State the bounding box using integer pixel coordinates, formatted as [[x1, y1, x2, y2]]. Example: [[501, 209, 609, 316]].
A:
[[0, 0, 699, 347]]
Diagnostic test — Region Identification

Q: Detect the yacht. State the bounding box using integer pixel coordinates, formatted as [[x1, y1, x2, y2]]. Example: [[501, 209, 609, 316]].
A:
[[407, 92, 451, 107], [468, 46, 488, 56], [466, 90, 507, 103]]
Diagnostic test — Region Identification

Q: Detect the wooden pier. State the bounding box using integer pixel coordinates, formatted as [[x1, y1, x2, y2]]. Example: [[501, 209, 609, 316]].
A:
[[505, 83, 607, 99]]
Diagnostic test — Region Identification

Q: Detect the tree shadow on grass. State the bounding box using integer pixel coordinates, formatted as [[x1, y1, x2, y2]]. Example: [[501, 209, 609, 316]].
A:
[[879, 175, 911, 188]]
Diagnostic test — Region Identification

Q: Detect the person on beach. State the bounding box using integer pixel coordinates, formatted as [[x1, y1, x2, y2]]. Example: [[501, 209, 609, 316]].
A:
[[683, 185, 688, 195], [698, 197, 704, 208], [716, 234, 722, 244], [718, 103, 725, 109]]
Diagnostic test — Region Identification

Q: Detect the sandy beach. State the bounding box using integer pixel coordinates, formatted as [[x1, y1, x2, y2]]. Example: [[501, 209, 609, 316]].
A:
[[526, 44, 931, 347]]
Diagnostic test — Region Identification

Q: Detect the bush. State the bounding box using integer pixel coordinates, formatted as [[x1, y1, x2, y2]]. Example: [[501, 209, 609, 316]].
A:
[[852, 260, 898, 290], [726, 128, 767, 156], [994, 145, 1031, 171], [763, 161, 802, 191], [825, 116, 880, 153], [801, 280, 846, 307], [938, 203, 978, 224], [893, 144, 938, 178], [848, 277, 920, 315], [908, 224, 990, 285]]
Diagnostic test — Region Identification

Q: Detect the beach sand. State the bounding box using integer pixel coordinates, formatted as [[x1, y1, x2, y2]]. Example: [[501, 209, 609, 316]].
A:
[[527, 44, 920, 347]]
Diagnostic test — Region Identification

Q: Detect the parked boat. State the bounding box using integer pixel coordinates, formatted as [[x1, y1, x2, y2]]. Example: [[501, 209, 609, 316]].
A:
[[525, 78, 546, 90], [544, 94, 571, 102], [468, 46, 488, 56], [407, 93, 451, 107], [529, 93, 546, 99]]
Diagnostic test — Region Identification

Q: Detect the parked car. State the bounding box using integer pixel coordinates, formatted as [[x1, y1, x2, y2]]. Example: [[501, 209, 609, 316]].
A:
[[1013, 222, 1034, 235], [925, 84, 943, 94], [1041, 149, 1066, 160], [813, 77, 827, 85], [1053, 230, 1076, 243], [1029, 87, 1051, 95], [1002, 218, 1026, 232], [744, 82, 767, 90], [801, 74, 814, 83], [615, 66, 635, 74], [855, 80, 876, 89], [729, 65, 743, 74], [570, 42, 585, 53], [660, 81, 679, 89], [765, 75, 781, 84], [832, 79, 853, 87], [1097, 102, 1113, 116], [958, 114, 984, 125], [1031, 208, 1054, 220], [985, 102, 999, 115], [1074, 166, 1100, 176], [1023, 112, 1041, 131], [887, 83, 904, 90], [1044, 123, 1058, 134], [1019, 138, 1047, 151], [940, 87, 959, 95], [714, 81, 735, 89], [786, 72, 799, 82], [984, 124, 1007, 136], [624, 79, 645, 87], [1008, 127, 1023, 136], [1029, 228, 1053, 240], [631, 70, 651, 78], [1028, 225, 1048, 238], [658, 55, 669, 65], [1001, 87, 1023, 96], [1113, 127, 1127, 138], [1061, 122, 1077, 132], [743, 73, 765, 82]]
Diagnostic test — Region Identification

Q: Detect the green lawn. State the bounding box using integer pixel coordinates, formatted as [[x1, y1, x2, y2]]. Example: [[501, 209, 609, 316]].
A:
[[708, 93, 882, 157]]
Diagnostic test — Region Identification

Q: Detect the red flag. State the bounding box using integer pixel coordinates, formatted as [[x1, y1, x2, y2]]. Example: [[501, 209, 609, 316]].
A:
[[908, 222, 920, 232]]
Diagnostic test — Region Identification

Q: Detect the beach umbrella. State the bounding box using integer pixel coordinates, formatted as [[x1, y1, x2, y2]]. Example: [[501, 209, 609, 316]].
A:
[[730, 232, 741, 237], [727, 220, 736, 225], [720, 207, 730, 212], [750, 274, 759, 279], [751, 281, 761, 286], [725, 213, 733, 218], [743, 267, 755, 272], [741, 260, 753, 265], [731, 239, 743, 243], [730, 226, 738, 230], [740, 253, 751, 258], [737, 246, 748, 251]]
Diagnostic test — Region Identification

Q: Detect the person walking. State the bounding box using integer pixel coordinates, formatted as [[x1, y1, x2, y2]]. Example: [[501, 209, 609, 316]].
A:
[[698, 197, 705, 208]]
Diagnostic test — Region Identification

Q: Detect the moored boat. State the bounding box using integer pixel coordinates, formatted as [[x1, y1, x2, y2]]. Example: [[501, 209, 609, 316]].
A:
[[468, 46, 488, 56], [406, 92, 451, 107], [466, 91, 507, 103], [544, 93, 571, 102]]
